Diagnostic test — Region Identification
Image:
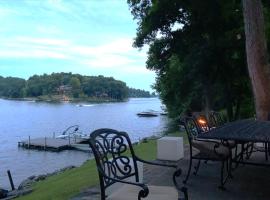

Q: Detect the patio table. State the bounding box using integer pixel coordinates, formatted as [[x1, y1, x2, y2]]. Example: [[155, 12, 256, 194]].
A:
[[198, 119, 270, 143], [197, 119, 270, 166]]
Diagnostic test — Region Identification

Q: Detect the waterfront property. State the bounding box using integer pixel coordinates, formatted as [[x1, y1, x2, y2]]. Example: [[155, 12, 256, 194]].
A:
[[82, 112, 270, 199], [0, 98, 166, 189], [12, 127, 270, 200], [69, 143, 270, 200]]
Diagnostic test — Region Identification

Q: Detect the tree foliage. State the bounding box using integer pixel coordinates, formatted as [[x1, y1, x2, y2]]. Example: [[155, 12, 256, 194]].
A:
[[128, 87, 154, 97], [0, 73, 134, 101], [0, 76, 26, 98], [128, 0, 268, 120]]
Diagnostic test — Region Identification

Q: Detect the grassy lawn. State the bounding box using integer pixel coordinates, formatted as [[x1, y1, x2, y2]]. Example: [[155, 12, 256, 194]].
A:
[[17, 131, 186, 200]]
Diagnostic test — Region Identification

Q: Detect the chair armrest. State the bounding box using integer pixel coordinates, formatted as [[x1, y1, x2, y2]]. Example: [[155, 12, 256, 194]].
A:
[[97, 166, 149, 200], [195, 138, 220, 145], [135, 156, 177, 168], [194, 139, 229, 159], [173, 168, 188, 200]]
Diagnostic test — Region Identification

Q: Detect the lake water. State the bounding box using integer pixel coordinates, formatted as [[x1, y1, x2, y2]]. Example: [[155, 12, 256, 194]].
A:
[[0, 98, 169, 189]]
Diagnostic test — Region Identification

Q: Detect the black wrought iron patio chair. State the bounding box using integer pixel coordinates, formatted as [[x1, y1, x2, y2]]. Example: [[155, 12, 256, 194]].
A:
[[210, 111, 253, 162], [192, 113, 211, 133], [194, 112, 236, 148], [193, 111, 226, 130], [180, 117, 231, 189], [209, 111, 243, 160], [89, 128, 188, 200]]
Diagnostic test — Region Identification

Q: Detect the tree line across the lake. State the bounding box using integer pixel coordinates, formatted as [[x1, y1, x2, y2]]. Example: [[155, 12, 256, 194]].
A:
[[0, 73, 154, 101], [128, 0, 270, 120]]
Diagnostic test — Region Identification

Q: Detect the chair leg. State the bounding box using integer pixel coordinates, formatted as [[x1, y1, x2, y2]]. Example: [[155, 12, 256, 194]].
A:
[[245, 143, 254, 160], [228, 154, 233, 178], [268, 142, 270, 155], [240, 143, 245, 165], [193, 160, 201, 175], [226, 158, 229, 172], [101, 191, 106, 200], [183, 157, 192, 184], [219, 161, 226, 190], [264, 142, 268, 161], [234, 144, 238, 160]]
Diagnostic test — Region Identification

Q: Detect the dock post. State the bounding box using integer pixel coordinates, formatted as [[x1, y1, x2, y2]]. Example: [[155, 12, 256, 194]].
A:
[[7, 170, 15, 190], [68, 136, 71, 145], [28, 136, 30, 148], [44, 137, 47, 150]]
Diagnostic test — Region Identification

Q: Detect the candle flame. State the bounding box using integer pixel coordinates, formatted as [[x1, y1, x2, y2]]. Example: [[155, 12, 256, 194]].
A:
[[198, 119, 206, 125]]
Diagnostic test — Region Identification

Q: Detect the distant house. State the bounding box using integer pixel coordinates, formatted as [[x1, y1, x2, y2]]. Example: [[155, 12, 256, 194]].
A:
[[100, 92, 109, 98], [94, 91, 109, 98], [56, 85, 72, 95]]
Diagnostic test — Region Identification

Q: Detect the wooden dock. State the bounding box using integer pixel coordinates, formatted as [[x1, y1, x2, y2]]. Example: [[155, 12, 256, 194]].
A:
[[18, 137, 89, 152]]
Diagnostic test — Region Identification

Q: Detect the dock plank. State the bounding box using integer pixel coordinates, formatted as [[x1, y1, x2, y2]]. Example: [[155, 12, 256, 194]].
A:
[[18, 137, 87, 152]]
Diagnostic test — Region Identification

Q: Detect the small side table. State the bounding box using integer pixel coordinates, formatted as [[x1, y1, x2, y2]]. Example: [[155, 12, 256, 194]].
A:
[[157, 136, 184, 161]]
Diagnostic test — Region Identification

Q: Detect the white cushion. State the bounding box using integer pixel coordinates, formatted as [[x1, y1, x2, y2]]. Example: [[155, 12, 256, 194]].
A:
[[107, 184, 178, 200]]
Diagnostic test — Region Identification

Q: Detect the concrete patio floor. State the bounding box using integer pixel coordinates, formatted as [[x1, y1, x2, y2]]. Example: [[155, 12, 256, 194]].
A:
[[71, 145, 270, 200]]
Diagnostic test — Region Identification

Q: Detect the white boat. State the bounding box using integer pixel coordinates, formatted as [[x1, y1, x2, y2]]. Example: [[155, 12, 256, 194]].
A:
[[56, 125, 89, 139], [137, 110, 159, 117], [76, 104, 94, 107]]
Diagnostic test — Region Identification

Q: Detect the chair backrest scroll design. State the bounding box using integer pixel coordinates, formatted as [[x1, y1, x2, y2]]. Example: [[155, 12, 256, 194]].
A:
[[180, 117, 200, 143], [192, 113, 211, 133], [89, 128, 139, 198]]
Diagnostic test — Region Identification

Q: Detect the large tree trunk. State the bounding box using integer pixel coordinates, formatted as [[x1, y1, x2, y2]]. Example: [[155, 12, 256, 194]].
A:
[[242, 0, 270, 120]]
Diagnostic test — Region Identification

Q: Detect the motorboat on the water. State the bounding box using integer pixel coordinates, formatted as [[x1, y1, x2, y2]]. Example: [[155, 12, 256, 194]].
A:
[[56, 125, 89, 139], [137, 110, 159, 117]]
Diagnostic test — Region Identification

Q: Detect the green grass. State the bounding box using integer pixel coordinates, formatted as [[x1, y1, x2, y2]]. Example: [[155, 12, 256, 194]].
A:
[[17, 160, 98, 200], [17, 132, 186, 200]]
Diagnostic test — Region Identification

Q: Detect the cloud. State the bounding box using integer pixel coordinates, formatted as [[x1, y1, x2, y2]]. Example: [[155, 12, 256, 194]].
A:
[[0, 36, 70, 59], [83, 55, 133, 68], [0, 0, 155, 91], [0, 49, 67, 59], [47, 0, 70, 13], [122, 66, 153, 74], [15, 36, 70, 46], [0, 7, 19, 17], [36, 25, 62, 35], [75, 38, 150, 74], [0, 35, 150, 74], [72, 38, 134, 56], [99, 38, 134, 54]]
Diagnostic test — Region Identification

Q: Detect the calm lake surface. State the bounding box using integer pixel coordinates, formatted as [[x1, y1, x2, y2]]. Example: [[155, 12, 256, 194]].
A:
[[0, 98, 169, 189]]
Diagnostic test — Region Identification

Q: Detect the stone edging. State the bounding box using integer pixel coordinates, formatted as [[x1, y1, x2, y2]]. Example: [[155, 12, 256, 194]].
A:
[[1, 165, 76, 199]]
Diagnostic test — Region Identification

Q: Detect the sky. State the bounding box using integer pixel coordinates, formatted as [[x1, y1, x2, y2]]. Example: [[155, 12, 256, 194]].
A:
[[0, 0, 155, 92]]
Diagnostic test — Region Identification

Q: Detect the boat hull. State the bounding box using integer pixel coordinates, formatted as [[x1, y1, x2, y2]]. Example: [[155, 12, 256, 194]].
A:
[[137, 112, 158, 117]]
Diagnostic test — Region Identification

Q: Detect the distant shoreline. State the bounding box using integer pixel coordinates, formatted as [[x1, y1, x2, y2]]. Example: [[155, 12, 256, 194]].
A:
[[0, 96, 156, 103], [0, 96, 125, 103]]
